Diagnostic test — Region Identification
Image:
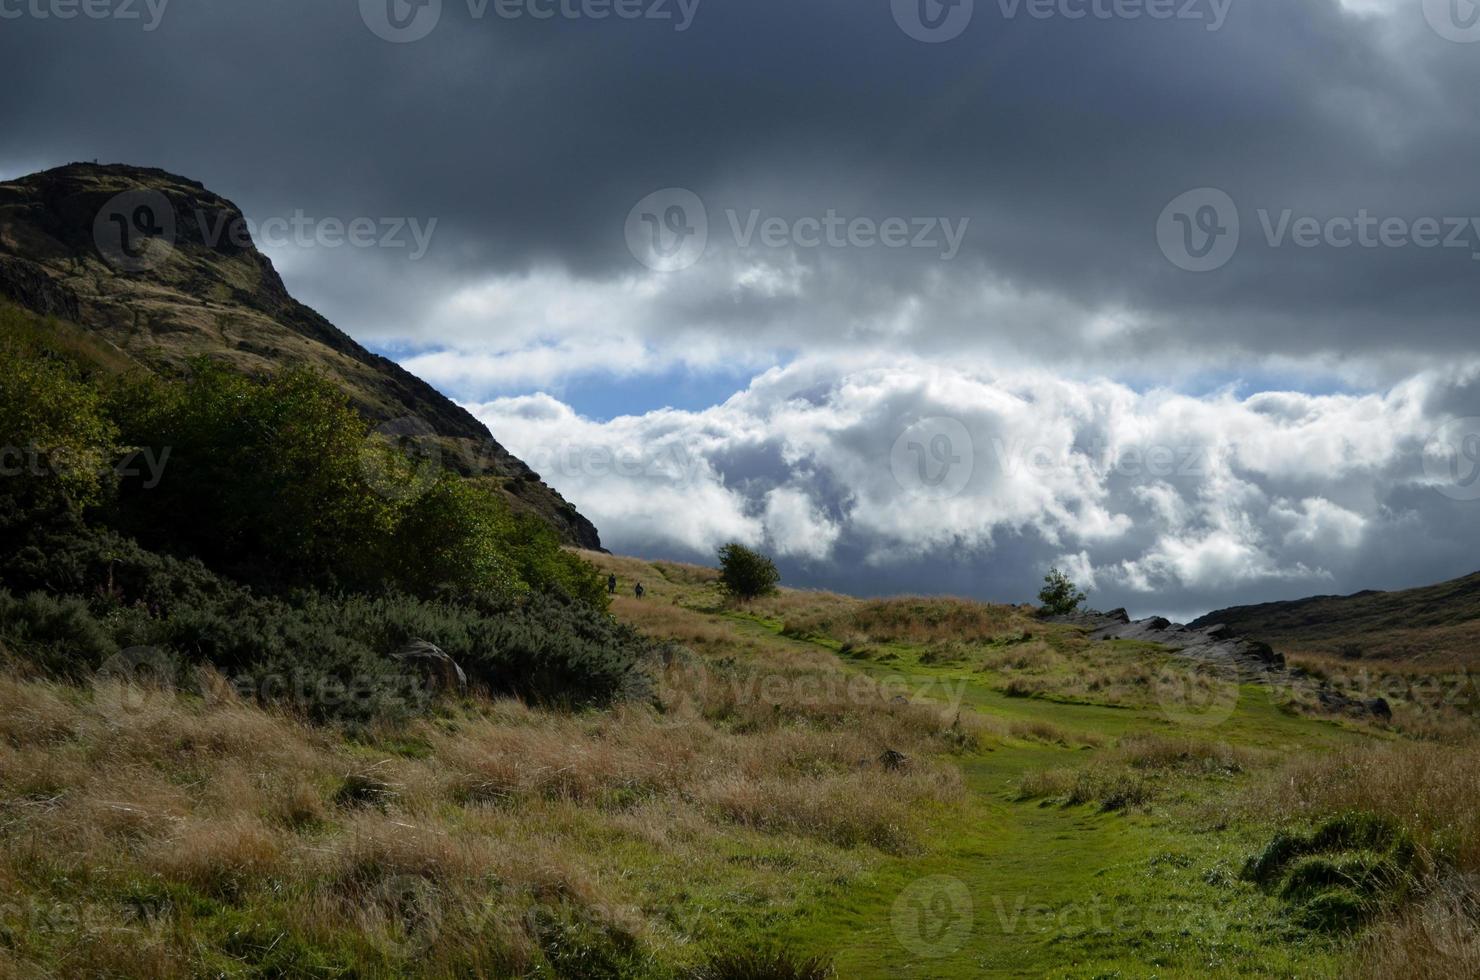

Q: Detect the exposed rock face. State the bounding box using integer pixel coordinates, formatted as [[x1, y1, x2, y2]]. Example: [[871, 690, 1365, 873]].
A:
[[0, 163, 601, 551], [1315, 688, 1393, 721], [1047, 610, 1286, 676], [1084, 615, 1285, 678], [1049, 609, 1391, 720]]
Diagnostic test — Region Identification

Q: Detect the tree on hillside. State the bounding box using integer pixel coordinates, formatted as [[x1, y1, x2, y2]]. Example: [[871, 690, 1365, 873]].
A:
[[717, 542, 780, 601], [1038, 567, 1087, 616]]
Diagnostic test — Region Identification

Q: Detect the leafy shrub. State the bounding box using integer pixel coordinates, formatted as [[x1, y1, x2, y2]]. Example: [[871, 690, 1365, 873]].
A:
[[110, 363, 404, 592], [0, 327, 119, 511], [0, 517, 652, 723], [387, 475, 522, 600], [716, 542, 780, 601], [109, 362, 607, 607], [1037, 567, 1086, 616], [0, 589, 119, 675]]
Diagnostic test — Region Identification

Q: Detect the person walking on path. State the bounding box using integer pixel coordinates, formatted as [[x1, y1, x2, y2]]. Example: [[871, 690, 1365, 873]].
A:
[[634, 582, 645, 599], [608, 574, 617, 595]]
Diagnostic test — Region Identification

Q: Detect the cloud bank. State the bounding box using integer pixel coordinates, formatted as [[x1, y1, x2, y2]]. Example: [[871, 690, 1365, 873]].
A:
[[469, 358, 1480, 616]]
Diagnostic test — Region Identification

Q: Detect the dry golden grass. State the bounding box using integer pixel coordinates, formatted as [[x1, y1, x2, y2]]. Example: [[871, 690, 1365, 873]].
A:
[[1019, 734, 1270, 810], [0, 646, 967, 976], [777, 595, 1026, 649], [1237, 737, 1480, 871], [1228, 736, 1480, 978], [1283, 652, 1480, 737], [1353, 879, 1480, 979]]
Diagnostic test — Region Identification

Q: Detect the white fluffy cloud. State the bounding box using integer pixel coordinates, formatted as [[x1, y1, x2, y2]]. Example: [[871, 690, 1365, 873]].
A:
[[462, 356, 1480, 614]]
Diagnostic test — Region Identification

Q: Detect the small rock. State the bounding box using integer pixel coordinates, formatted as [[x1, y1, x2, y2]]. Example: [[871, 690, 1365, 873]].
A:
[[1364, 697, 1393, 721], [393, 639, 468, 695]]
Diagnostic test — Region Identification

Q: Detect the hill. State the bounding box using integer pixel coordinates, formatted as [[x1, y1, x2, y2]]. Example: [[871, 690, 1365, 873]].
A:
[[1190, 570, 1480, 665], [0, 162, 599, 549]]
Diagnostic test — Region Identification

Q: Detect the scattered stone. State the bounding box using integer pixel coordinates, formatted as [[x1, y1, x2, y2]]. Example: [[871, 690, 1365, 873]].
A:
[[1315, 687, 1393, 721]]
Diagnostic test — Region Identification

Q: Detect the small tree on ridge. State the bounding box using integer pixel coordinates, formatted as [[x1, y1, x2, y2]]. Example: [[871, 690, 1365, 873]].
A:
[[717, 542, 780, 601], [1038, 567, 1087, 616]]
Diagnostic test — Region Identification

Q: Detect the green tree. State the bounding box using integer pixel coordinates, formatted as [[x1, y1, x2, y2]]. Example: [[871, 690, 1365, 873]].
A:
[[112, 363, 401, 589], [386, 475, 521, 600], [0, 332, 119, 511], [717, 542, 780, 601], [1038, 567, 1087, 616], [109, 362, 609, 606]]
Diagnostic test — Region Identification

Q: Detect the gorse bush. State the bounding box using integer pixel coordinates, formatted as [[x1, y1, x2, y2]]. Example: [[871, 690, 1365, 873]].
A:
[[0, 308, 635, 722], [0, 519, 652, 724]]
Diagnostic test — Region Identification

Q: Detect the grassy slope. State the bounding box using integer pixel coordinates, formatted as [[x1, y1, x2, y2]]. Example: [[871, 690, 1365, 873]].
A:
[[587, 552, 1368, 978], [0, 547, 1403, 977], [1191, 570, 1480, 667]]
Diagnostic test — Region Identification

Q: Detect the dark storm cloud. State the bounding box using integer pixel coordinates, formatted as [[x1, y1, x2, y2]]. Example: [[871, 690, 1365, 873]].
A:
[[3, 0, 1478, 367], [6, 0, 1480, 610]]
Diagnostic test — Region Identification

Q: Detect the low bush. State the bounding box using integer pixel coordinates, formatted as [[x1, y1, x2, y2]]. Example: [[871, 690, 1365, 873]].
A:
[[0, 520, 652, 724]]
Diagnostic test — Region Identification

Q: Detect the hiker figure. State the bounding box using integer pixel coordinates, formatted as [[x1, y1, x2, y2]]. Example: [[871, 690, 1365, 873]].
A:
[[634, 582, 645, 599], [607, 574, 617, 594]]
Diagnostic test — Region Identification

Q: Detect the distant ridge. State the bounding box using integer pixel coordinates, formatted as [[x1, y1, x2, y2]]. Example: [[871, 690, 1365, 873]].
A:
[[1190, 570, 1480, 665], [0, 162, 601, 549]]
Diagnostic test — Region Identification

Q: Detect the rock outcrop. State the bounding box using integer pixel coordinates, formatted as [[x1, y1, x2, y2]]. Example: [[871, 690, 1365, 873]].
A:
[[1049, 609, 1393, 720], [0, 163, 602, 550]]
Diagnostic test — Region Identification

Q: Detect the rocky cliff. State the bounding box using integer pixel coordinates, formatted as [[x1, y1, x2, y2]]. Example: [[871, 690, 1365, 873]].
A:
[[0, 163, 601, 550]]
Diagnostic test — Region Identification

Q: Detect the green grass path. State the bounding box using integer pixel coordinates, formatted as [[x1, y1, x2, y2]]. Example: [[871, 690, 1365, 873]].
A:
[[717, 610, 1348, 977]]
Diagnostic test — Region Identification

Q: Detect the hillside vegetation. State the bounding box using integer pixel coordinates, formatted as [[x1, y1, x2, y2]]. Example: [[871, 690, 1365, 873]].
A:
[[1, 304, 1477, 976], [1192, 571, 1480, 666], [0, 164, 599, 548]]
